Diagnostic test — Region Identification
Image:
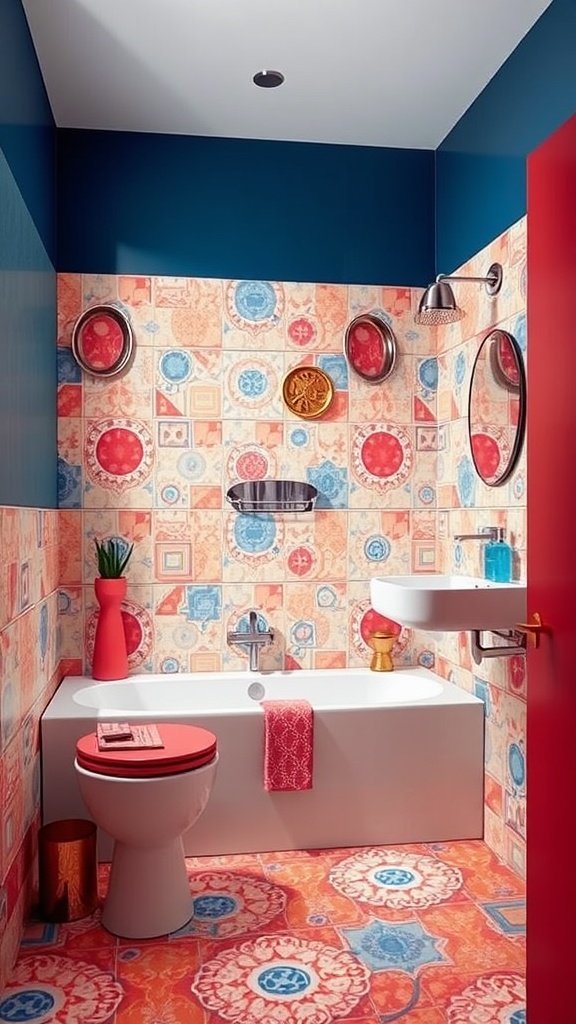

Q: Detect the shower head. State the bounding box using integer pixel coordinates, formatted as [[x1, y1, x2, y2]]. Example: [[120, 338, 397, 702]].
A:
[[415, 280, 464, 326], [415, 262, 503, 327]]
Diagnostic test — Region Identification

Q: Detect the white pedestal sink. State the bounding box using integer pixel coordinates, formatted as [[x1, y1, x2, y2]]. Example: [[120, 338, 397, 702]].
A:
[[370, 574, 526, 632]]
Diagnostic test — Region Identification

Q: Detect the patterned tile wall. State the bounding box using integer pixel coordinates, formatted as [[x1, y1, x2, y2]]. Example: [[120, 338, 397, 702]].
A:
[[435, 216, 527, 878], [55, 222, 526, 883], [57, 276, 439, 675], [0, 507, 61, 990]]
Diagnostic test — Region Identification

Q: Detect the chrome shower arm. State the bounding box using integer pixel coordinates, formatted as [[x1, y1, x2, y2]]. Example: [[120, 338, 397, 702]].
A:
[[435, 261, 503, 296], [454, 528, 498, 542], [436, 272, 498, 285]]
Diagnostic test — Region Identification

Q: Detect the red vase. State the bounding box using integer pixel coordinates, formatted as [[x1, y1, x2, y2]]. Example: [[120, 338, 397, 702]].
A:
[[92, 577, 128, 681]]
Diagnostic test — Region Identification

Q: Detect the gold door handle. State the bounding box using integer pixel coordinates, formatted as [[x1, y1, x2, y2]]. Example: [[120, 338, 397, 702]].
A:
[[515, 612, 546, 648]]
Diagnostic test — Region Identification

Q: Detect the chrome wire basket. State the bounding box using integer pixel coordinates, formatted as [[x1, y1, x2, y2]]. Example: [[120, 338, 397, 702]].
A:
[[226, 480, 318, 514]]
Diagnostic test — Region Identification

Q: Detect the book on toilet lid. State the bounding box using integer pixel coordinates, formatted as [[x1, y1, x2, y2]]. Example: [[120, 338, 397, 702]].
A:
[[97, 723, 164, 750]]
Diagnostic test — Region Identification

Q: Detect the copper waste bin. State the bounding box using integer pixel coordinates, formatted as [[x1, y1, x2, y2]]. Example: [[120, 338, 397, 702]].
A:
[[38, 819, 98, 922]]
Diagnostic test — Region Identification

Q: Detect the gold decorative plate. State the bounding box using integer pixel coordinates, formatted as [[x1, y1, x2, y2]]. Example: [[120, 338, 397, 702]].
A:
[[282, 365, 335, 419]]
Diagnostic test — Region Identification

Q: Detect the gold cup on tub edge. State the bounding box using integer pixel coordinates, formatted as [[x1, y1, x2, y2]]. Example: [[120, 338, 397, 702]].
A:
[[368, 631, 396, 672]]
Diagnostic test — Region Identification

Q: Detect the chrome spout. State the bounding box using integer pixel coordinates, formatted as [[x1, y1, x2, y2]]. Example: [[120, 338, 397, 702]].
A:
[[454, 527, 498, 542]]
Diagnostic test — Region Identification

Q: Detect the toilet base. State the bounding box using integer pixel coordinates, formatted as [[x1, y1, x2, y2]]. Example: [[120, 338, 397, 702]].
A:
[[102, 837, 192, 938]]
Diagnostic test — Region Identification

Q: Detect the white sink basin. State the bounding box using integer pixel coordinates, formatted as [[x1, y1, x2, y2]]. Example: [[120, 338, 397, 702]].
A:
[[370, 574, 526, 632]]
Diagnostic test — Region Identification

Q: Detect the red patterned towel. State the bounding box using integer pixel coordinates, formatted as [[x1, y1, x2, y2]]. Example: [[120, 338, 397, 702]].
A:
[[261, 700, 314, 791]]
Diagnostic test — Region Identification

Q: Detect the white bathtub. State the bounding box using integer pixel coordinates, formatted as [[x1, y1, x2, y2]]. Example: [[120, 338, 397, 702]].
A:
[[41, 668, 484, 859]]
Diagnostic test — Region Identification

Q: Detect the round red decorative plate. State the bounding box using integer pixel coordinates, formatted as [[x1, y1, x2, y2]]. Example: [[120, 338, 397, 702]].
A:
[[72, 305, 134, 377], [344, 313, 397, 383]]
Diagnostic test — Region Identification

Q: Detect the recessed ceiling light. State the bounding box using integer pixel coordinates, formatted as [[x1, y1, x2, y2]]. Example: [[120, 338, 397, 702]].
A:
[[253, 70, 285, 89]]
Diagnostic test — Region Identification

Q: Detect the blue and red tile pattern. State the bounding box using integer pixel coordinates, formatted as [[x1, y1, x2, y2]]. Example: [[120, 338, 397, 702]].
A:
[[1, 840, 525, 1022]]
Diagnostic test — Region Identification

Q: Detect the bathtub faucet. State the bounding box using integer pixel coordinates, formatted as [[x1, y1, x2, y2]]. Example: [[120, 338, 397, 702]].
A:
[[227, 610, 274, 672]]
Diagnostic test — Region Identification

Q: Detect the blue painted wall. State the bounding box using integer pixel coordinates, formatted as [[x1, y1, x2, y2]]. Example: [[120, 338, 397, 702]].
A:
[[3, 0, 574, 509], [437, 0, 576, 272], [0, 0, 56, 261], [57, 129, 435, 287], [0, 152, 57, 508], [57, 1, 576, 285], [0, 0, 57, 507]]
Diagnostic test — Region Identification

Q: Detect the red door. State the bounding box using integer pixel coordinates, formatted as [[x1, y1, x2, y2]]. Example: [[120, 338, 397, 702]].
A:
[[527, 113, 576, 1020]]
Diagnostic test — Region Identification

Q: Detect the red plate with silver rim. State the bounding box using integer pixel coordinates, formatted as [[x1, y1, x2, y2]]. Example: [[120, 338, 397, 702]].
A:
[[344, 313, 397, 383], [76, 723, 217, 778], [72, 305, 134, 378]]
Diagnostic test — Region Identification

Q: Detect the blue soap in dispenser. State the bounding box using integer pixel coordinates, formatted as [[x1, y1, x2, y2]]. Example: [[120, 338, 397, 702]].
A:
[[484, 528, 512, 583]]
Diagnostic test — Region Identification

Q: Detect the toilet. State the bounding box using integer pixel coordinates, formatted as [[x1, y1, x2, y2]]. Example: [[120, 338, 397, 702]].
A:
[[74, 723, 218, 939]]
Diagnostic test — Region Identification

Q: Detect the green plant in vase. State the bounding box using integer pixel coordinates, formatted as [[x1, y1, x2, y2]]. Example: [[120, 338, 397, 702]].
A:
[[92, 538, 134, 680], [94, 538, 134, 578]]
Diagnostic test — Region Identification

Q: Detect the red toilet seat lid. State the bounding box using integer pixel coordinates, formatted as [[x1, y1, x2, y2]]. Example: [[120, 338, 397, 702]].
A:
[[76, 723, 217, 778]]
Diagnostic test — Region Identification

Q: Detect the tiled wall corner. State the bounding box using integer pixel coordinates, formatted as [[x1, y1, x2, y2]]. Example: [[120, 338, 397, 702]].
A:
[[436, 216, 527, 877], [0, 508, 61, 990]]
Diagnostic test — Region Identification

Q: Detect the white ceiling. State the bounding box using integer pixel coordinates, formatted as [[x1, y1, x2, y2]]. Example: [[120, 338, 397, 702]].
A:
[[23, 0, 552, 149]]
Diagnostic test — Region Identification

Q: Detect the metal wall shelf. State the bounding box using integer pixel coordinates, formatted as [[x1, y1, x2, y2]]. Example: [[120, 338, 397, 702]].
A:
[[226, 480, 318, 514]]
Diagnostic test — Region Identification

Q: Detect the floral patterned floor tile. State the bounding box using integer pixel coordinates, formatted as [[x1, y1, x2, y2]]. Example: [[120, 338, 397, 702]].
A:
[[52, 910, 118, 952], [459, 864, 525, 903], [195, 922, 348, 959], [192, 929, 375, 1024], [480, 898, 526, 937], [416, 904, 525, 979], [0, 952, 122, 1024], [172, 869, 290, 943], [327, 847, 473, 915], [1, 841, 524, 1024], [367, 966, 436, 1018], [261, 856, 368, 928], [323, 842, 435, 864], [418, 968, 525, 1022], [116, 992, 206, 1024], [115, 942, 206, 1024], [423, 843, 525, 904]]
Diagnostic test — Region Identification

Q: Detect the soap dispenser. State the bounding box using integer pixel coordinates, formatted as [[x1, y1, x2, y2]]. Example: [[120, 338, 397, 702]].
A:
[[484, 528, 512, 583]]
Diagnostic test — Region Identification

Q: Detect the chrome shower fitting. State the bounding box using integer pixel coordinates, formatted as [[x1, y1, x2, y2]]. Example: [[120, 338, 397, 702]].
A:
[[415, 263, 503, 326], [227, 610, 274, 672], [454, 527, 499, 542]]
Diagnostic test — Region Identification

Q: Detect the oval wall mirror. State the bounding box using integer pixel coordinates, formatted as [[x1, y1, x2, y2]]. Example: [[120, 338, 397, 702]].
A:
[[468, 329, 526, 486], [344, 313, 397, 384], [72, 305, 134, 378]]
